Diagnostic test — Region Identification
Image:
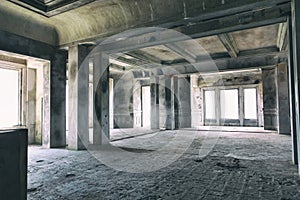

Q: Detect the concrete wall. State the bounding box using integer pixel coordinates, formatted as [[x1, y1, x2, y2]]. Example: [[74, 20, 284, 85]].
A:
[[113, 76, 134, 128], [0, 129, 27, 200]]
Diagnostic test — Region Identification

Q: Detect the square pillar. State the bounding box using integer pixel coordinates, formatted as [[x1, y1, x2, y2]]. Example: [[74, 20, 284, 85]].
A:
[[288, 16, 298, 165], [262, 67, 279, 131], [291, 0, 300, 171], [113, 77, 134, 128], [178, 76, 192, 128], [277, 62, 291, 135], [165, 76, 175, 130], [43, 50, 67, 148], [67, 45, 90, 150], [150, 76, 160, 129], [190, 75, 203, 128], [93, 53, 110, 145]]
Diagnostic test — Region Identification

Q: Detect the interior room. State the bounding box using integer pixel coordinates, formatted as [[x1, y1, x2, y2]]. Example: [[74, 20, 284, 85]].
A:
[[0, 0, 300, 199]]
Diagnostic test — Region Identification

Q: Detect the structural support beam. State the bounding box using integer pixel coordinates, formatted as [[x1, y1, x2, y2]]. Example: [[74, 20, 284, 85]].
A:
[[93, 53, 110, 145], [68, 45, 90, 150], [150, 76, 160, 130], [262, 67, 279, 131], [288, 17, 298, 165], [45, 50, 67, 148], [291, 0, 300, 173], [165, 76, 175, 130], [96, 2, 289, 54], [177, 76, 192, 128], [165, 42, 197, 63], [163, 53, 288, 75], [125, 50, 161, 65], [218, 33, 239, 58], [277, 62, 291, 134], [277, 22, 288, 51]]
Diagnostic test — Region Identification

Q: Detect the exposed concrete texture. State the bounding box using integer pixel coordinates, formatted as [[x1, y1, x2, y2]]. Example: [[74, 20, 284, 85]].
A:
[[113, 75, 134, 129], [0, 30, 55, 62], [191, 75, 203, 127], [42, 62, 51, 148], [0, 129, 27, 200], [93, 53, 110, 144], [159, 76, 167, 129], [291, 0, 300, 172], [150, 76, 160, 129], [133, 80, 142, 128], [27, 130, 300, 199], [46, 0, 289, 46], [0, 1, 57, 46], [35, 66, 44, 144], [262, 67, 279, 131], [165, 76, 175, 130], [49, 50, 67, 148], [68, 45, 91, 150], [288, 17, 298, 165], [178, 76, 192, 128], [27, 68, 36, 144], [277, 62, 291, 134]]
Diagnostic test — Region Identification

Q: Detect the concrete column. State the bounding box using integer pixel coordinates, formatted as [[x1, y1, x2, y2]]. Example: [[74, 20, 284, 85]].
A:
[[133, 80, 142, 128], [190, 75, 203, 128], [288, 16, 298, 164], [178, 76, 192, 128], [165, 76, 175, 130], [113, 76, 134, 128], [262, 67, 278, 131], [150, 76, 160, 129], [68, 45, 90, 150], [291, 0, 300, 170], [93, 53, 110, 145], [27, 68, 36, 144], [174, 76, 179, 129], [239, 86, 245, 126], [277, 63, 291, 135], [48, 50, 67, 148], [159, 76, 167, 129]]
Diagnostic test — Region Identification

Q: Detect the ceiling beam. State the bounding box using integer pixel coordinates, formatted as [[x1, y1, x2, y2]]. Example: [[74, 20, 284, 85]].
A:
[[124, 50, 161, 64], [176, 2, 290, 39], [218, 33, 239, 58], [120, 46, 286, 78], [277, 22, 288, 51], [92, 2, 290, 54], [164, 43, 197, 63], [163, 53, 288, 75]]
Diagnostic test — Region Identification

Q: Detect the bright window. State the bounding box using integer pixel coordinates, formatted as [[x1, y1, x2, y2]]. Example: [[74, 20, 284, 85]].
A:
[[244, 88, 257, 119], [220, 89, 239, 119], [0, 68, 19, 128], [204, 90, 216, 119]]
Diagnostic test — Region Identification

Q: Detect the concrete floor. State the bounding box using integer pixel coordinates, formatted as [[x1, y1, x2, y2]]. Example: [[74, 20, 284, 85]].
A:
[[28, 130, 300, 200]]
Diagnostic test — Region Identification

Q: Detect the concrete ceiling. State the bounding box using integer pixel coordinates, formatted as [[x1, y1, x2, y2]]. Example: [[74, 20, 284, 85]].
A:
[[0, 0, 291, 46], [0, 0, 290, 76], [232, 24, 279, 50]]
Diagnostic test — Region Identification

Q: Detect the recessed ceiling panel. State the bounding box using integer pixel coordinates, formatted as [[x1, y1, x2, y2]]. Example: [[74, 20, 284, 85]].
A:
[[196, 36, 228, 54], [232, 24, 279, 50]]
